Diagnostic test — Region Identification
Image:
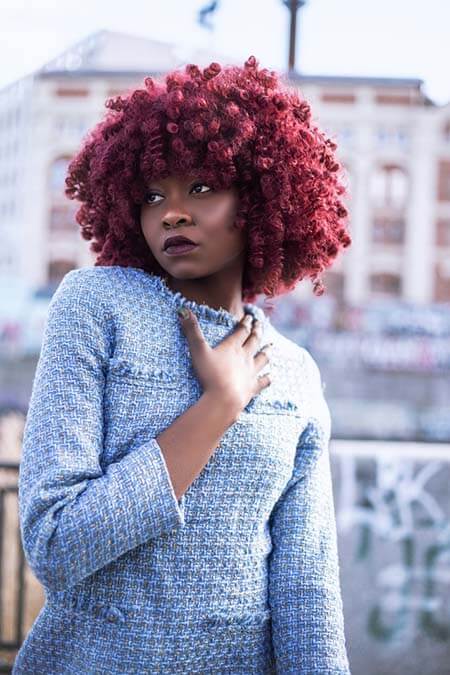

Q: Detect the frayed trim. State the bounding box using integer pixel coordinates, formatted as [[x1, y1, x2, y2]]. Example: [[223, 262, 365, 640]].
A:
[[127, 267, 270, 328], [204, 608, 271, 630], [269, 399, 298, 411], [245, 397, 298, 414], [108, 359, 178, 383], [50, 595, 128, 624]]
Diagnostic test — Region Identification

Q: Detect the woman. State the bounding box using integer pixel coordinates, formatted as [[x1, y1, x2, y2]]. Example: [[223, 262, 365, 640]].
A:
[[14, 56, 352, 673]]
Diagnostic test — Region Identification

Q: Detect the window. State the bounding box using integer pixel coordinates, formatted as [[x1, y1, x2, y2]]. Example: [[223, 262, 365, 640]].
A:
[[49, 156, 72, 194], [375, 92, 417, 106], [53, 116, 89, 135], [436, 220, 450, 247], [55, 87, 89, 98], [434, 263, 450, 303], [442, 121, 450, 144], [48, 156, 78, 236], [437, 160, 450, 202], [370, 273, 401, 297], [372, 217, 405, 244], [370, 164, 408, 208], [321, 93, 356, 104], [375, 127, 410, 149]]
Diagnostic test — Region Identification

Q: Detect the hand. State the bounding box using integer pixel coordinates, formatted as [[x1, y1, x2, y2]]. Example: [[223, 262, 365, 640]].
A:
[[178, 308, 273, 413]]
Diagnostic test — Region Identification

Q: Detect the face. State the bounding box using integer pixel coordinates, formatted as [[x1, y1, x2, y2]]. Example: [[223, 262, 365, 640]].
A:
[[140, 174, 246, 282]]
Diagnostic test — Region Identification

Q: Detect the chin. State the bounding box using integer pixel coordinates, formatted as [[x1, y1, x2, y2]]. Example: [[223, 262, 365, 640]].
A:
[[168, 269, 208, 281]]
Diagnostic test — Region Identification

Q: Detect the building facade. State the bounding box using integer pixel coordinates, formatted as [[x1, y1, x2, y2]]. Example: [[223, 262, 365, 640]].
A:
[[296, 74, 450, 306], [0, 30, 449, 306]]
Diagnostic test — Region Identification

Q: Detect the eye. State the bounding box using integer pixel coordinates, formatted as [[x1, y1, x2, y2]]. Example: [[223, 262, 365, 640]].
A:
[[144, 192, 163, 205], [143, 182, 212, 205], [191, 182, 212, 195]]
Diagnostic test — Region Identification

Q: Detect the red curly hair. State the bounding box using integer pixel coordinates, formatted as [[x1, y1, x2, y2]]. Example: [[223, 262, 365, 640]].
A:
[[65, 55, 351, 301]]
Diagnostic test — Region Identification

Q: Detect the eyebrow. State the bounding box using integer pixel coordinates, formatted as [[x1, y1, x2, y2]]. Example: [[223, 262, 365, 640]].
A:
[[146, 178, 205, 190]]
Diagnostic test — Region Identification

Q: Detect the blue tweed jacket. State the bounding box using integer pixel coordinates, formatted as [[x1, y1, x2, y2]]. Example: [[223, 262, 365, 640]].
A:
[[14, 265, 350, 674]]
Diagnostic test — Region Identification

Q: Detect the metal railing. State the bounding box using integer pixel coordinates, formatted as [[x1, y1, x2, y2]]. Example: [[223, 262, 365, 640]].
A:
[[0, 462, 24, 674]]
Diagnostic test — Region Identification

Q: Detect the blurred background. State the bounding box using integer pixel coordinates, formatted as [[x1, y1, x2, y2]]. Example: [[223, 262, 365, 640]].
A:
[[0, 0, 449, 673]]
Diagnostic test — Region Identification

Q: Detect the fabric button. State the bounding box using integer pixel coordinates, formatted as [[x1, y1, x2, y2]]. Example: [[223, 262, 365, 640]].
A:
[[105, 606, 124, 623]]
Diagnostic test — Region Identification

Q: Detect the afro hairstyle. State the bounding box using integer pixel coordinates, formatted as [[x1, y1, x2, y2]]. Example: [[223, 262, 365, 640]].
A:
[[65, 55, 351, 301]]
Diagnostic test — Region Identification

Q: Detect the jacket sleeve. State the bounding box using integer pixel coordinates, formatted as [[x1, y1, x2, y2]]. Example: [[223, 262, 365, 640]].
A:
[[268, 350, 350, 674], [18, 269, 185, 593]]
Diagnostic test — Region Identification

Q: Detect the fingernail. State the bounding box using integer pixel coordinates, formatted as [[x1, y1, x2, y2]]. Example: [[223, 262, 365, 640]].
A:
[[177, 307, 190, 320]]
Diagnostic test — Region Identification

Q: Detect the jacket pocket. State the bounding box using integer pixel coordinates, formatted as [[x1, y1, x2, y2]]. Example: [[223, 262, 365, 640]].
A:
[[244, 395, 300, 415], [202, 606, 271, 630], [107, 357, 180, 389]]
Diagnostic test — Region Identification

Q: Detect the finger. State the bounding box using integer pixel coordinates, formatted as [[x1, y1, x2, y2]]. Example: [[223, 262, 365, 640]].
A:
[[177, 307, 209, 351], [256, 372, 272, 392], [253, 343, 273, 370], [230, 312, 254, 345], [243, 318, 263, 352]]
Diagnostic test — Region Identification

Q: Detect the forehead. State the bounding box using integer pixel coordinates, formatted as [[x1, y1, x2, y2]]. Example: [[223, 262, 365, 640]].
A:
[[148, 174, 202, 187], [146, 171, 237, 193]]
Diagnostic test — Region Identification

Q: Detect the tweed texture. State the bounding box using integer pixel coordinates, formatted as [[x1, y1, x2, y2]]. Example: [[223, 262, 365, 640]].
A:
[[13, 265, 350, 674]]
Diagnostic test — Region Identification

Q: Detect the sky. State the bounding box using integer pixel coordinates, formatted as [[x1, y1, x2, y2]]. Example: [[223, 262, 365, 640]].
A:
[[0, 0, 449, 105]]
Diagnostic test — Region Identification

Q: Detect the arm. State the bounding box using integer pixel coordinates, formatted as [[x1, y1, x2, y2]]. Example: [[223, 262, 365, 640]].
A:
[[19, 270, 237, 593], [156, 388, 239, 500], [268, 351, 350, 674]]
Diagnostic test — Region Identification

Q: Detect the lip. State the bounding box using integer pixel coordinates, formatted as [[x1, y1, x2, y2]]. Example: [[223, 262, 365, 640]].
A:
[[163, 235, 197, 250], [164, 242, 200, 256]]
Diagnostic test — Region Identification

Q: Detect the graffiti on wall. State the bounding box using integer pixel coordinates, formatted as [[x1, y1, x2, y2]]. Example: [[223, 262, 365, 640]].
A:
[[337, 453, 450, 644]]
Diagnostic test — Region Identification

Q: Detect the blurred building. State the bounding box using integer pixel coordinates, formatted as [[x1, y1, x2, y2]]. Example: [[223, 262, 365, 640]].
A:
[[0, 29, 449, 306], [295, 74, 450, 307], [0, 30, 238, 294]]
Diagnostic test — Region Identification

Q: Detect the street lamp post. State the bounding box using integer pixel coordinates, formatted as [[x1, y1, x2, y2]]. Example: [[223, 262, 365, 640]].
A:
[[197, 0, 308, 73], [281, 0, 307, 73]]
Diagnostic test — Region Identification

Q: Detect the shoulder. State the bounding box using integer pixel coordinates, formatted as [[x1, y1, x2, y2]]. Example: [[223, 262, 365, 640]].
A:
[[297, 346, 331, 440], [268, 326, 306, 369], [46, 266, 123, 332], [273, 329, 330, 431], [271, 327, 324, 391], [297, 345, 326, 396], [49, 266, 124, 312], [54, 265, 120, 297]]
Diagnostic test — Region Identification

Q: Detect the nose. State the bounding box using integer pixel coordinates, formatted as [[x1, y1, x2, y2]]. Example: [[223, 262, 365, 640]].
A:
[[163, 213, 193, 228]]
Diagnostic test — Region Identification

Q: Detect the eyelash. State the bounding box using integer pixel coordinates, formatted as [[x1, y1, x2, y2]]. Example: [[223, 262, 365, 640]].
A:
[[144, 183, 212, 205]]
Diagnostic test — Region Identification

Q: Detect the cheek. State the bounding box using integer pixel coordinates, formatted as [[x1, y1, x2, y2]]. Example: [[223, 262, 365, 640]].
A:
[[140, 209, 157, 242], [139, 209, 146, 233], [223, 205, 246, 251], [230, 226, 246, 251], [225, 193, 240, 223], [202, 196, 241, 239], [203, 191, 239, 224]]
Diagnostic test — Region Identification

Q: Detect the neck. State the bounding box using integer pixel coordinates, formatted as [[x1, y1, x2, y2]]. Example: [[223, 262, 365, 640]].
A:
[[165, 271, 246, 321]]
